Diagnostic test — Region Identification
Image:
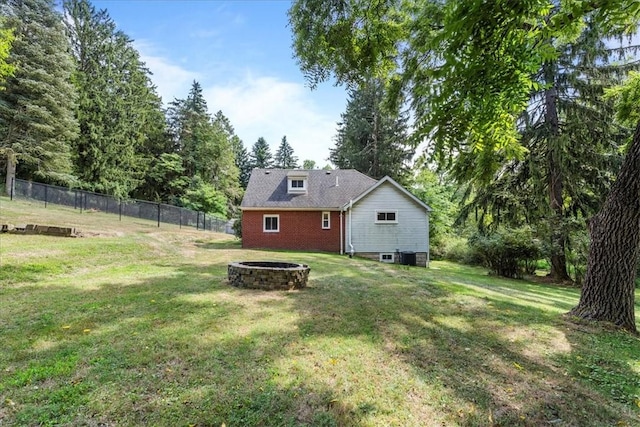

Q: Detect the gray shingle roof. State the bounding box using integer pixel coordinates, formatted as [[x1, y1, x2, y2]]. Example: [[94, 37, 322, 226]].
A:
[[241, 169, 377, 210]]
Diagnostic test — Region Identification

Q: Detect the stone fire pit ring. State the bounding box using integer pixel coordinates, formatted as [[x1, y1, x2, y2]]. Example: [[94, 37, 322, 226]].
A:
[[228, 261, 310, 290]]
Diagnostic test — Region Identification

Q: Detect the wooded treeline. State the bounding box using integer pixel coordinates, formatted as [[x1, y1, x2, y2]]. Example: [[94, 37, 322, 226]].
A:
[[0, 0, 312, 219]]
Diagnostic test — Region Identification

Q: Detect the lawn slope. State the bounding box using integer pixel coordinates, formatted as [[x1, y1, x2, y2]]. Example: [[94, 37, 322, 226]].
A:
[[1, 198, 639, 426]]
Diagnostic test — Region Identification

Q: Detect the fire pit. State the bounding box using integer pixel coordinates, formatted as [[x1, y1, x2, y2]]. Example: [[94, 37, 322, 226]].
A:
[[228, 261, 310, 290]]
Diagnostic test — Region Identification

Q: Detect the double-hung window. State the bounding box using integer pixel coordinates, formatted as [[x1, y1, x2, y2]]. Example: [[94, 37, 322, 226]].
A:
[[263, 214, 279, 232], [322, 211, 330, 229]]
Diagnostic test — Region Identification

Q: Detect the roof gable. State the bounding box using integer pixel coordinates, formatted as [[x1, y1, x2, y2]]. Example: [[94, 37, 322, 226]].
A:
[[241, 169, 377, 210], [345, 176, 432, 212]]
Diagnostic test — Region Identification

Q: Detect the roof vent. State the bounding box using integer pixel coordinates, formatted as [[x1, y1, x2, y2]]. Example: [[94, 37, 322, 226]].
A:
[[325, 171, 331, 174], [265, 171, 270, 175]]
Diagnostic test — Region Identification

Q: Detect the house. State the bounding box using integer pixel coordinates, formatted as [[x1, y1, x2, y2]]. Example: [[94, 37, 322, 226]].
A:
[[240, 169, 432, 266]]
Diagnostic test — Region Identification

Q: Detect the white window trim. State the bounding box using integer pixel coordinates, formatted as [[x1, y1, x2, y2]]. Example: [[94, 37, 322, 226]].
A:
[[263, 214, 280, 232], [288, 178, 307, 194], [380, 253, 395, 263], [322, 211, 330, 229], [375, 210, 398, 224]]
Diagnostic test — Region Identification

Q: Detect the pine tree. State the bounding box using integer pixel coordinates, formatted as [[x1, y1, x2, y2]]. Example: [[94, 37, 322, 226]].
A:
[[0, 0, 78, 193], [65, 0, 166, 198], [273, 136, 299, 169], [166, 84, 243, 218], [232, 137, 251, 189], [329, 79, 413, 184], [250, 137, 273, 169], [456, 22, 636, 281]]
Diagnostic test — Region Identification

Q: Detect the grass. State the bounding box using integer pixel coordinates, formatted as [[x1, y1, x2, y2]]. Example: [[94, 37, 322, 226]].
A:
[[1, 197, 640, 426]]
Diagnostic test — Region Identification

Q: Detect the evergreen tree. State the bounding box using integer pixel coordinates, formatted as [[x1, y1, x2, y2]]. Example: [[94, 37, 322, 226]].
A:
[[456, 22, 635, 281], [166, 83, 241, 218], [250, 137, 273, 169], [0, 18, 15, 88], [329, 79, 413, 184], [65, 0, 166, 198], [232, 137, 251, 189], [0, 0, 78, 193], [273, 136, 299, 169]]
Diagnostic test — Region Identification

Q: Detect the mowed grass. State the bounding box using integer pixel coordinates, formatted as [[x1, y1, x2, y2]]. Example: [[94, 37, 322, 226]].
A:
[[1, 198, 639, 426]]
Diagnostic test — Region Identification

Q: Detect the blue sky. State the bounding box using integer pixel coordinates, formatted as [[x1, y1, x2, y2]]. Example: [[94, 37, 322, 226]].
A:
[[90, 0, 347, 167]]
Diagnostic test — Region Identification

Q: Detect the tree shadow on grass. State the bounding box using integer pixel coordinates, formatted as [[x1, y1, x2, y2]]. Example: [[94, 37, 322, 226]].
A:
[[288, 259, 640, 426], [0, 263, 371, 426]]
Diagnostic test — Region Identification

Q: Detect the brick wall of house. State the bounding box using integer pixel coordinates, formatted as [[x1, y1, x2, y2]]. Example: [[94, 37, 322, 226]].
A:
[[242, 210, 343, 252]]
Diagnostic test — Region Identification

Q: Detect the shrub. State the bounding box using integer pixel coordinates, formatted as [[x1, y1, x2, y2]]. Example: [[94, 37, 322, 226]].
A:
[[469, 227, 541, 279]]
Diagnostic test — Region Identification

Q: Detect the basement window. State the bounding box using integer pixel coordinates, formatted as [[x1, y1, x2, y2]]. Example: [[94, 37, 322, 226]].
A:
[[380, 253, 395, 263]]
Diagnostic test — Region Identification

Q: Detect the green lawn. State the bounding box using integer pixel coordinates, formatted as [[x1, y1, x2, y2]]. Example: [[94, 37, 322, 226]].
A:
[[1, 198, 639, 426]]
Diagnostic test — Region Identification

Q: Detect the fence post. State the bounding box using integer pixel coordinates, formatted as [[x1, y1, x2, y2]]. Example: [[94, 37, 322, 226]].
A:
[[84, 192, 87, 211], [157, 203, 161, 228], [10, 177, 14, 201], [119, 200, 122, 221], [197, 212, 200, 230], [203, 212, 206, 231], [44, 185, 48, 208], [179, 209, 182, 229]]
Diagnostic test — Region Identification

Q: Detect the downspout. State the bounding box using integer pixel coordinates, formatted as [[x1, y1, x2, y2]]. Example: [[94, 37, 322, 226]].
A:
[[426, 211, 430, 268], [340, 209, 344, 255], [348, 200, 354, 257]]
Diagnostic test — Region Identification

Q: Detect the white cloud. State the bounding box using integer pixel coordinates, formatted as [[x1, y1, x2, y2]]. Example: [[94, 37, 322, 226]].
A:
[[135, 41, 200, 104], [204, 74, 343, 166], [135, 42, 344, 166]]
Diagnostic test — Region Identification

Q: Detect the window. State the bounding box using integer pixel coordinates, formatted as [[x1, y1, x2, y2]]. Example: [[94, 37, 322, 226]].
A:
[[288, 178, 307, 193], [287, 171, 309, 194], [263, 215, 279, 232], [322, 211, 330, 229], [375, 211, 398, 223], [380, 253, 395, 263]]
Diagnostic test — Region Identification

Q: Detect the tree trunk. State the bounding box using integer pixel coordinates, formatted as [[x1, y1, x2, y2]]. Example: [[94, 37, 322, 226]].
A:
[[568, 121, 640, 333], [5, 151, 16, 196], [544, 63, 571, 281]]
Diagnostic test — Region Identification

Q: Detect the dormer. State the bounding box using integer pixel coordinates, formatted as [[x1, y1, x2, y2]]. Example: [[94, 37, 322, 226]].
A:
[[287, 170, 308, 194]]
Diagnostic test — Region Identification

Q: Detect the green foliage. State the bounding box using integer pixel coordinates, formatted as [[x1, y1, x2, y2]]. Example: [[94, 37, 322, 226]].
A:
[[302, 159, 316, 169], [0, 0, 78, 184], [605, 71, 640, 128], [166, 85, 242, 215], [0, 19, 15, 88], [179, 176, 227, 218], [469, 227, 542, 279], [232, 212, 242, 240], [250, 137, 273, 169], [231, 135, 251, 190], [273, 135, 299, 169], [289, 0, 639, 180], [65, 0, 166, 198], [330, 78, 413, 184], [412, 167, 458, 249]]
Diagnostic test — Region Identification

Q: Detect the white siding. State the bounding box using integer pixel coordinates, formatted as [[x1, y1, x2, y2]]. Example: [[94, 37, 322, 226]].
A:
[[346, 182, 429, 253]]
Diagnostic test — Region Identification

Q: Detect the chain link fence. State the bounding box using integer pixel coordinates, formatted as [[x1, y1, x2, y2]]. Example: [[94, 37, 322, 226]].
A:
[[9, 178, 231, 233]]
